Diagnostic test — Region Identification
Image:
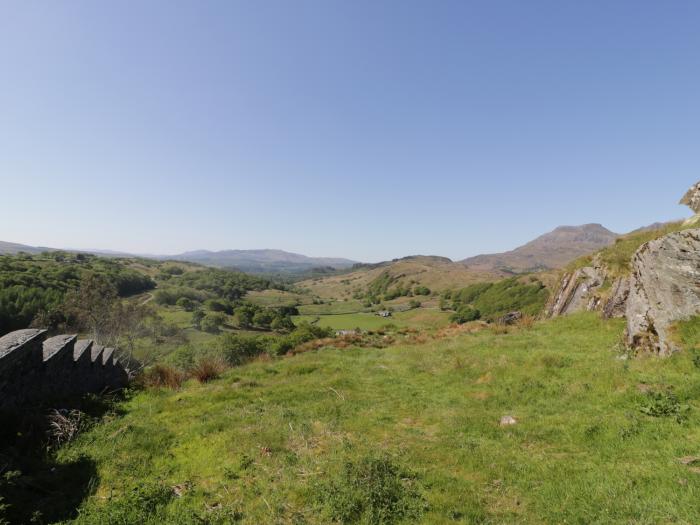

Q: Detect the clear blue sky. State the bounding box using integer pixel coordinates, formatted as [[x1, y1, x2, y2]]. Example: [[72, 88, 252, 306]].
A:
[[1, 1, 698, 262]]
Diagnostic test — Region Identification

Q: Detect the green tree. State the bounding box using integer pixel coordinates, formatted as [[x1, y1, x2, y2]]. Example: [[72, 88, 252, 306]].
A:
[[191, 309, 205, 330], [176, 297, 196, 311]]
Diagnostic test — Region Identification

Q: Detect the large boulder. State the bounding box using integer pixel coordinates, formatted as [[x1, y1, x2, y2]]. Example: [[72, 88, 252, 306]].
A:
[[626, 229, 700, 355]]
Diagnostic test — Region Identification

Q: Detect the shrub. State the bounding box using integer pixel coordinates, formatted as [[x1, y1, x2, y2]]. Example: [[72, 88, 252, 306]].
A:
[[201, 312, 227, 333], [205, 298, 231, 313], [450, 306, 481, 324], [175, 297, 196, 311], [219, 333, 272, 366], [272, 322, 335, 356], [639, 390, 689, 423], [449, 277, 549, 321], [141, 364, 185, 390], [190, 357, 228, 383], [191, 309, 205, 329], [408, 299, 421, 309], [316, 455, 426, 524]]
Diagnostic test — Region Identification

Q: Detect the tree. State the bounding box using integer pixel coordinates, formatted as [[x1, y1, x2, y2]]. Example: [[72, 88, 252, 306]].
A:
[[270, 315, 295, 332], [63, 273, 118, 343], [176, 297, 196, 311], [234, 305, 256, 329], [191, 309, 206, 329], [108, 301, 156, 368], [252, 309, 274, 329], [201, 312, 227, 333]]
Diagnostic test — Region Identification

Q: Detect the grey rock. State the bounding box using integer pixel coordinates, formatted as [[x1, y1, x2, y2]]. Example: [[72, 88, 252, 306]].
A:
[[602, 278, 630, 319], [680, 181, 700, 214], [626, 229, 700, 355], [545, 263, 606, 317], [499, 311, 523, 325], [500, 415, 517, 426]]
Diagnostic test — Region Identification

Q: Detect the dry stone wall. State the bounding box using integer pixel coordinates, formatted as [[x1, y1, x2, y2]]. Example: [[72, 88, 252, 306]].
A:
[[0, 329, 128, 411]]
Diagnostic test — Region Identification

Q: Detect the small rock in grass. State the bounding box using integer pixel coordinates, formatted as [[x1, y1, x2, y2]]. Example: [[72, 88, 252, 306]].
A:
[[500, 415, 517, 426], [172, 483, 190, 497], [678, 456, 700, 465]]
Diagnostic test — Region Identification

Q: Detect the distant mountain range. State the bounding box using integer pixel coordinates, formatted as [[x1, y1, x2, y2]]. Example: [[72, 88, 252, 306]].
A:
[[461, 224, 618, 273], [164, 249, 358, 274], [0, 223, 620, 275]]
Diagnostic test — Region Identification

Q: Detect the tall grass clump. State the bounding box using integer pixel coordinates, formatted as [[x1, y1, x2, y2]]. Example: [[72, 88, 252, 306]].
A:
[[141, 364, 185, 390], [190, 357, 228, 383]]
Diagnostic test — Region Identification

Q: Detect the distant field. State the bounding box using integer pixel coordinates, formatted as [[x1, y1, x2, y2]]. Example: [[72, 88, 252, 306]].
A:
[[297, 299, 366, 315], [245, 289, 308, 307], [294, 308, 451, 331]]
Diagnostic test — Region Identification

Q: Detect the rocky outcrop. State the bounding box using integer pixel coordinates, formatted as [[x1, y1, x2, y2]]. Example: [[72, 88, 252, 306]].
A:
[[680, 182, 700, 214], [545, 264, 605, 317], [545, 258, 629, 319], [546, 181, 700, 356], [625, 229, 700, 355]]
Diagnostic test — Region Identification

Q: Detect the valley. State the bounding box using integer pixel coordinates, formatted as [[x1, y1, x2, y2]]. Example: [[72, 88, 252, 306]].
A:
[[2, 185, 700, 524]]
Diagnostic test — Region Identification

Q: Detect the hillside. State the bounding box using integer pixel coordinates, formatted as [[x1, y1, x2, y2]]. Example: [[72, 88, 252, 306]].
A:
[[299, 255, 501, 302], [0, 242, 358, 276], [461, 224, 618, 273], [160, 249, 357, 274], [0, 240, 48, 255], [28, 313, 700, 524]]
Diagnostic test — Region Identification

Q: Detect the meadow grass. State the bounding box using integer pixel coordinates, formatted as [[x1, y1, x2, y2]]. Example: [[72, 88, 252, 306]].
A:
[[57, 313, 700, 524], [297, 300, 367, 316], [245, 289, 309, 307], [293, 308, 451, 331]]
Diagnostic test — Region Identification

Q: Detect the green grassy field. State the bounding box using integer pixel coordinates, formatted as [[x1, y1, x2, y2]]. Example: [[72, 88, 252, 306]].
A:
[[293, 308, 451, 331], [297, 300, 367, 316], [53, 313, 700, 524], [245, 289, 309, 307]]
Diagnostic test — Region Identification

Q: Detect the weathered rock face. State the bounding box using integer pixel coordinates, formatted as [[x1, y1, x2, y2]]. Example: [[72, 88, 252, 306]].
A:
[[625, 229, 700, 355], [545, 265, 605, 317], [545, 258, 629, 319], [680, 182, 700, 214]]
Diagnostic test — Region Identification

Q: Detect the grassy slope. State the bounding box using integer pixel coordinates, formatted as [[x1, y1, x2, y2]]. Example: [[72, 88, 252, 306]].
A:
[[567, 221, 693, 276], [299, 257, 499, 301], [293, 309, 451, 331], [58, 314, 700, 524]]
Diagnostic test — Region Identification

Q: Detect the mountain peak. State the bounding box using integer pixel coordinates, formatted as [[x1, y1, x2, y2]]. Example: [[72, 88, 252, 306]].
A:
[[461, 224, 618, 273]]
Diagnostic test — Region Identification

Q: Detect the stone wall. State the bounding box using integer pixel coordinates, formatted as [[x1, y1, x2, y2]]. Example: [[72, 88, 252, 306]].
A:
[[0, 329, 129, 411]]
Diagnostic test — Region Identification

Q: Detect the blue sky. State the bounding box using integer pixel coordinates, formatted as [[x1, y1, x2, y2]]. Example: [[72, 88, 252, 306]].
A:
[[1, 1, 698, 262]]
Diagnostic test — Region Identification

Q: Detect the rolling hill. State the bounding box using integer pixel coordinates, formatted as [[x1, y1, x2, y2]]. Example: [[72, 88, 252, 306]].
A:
[[299, 255, 501, 301], [461, 223, 618, 273], [0, 240, 48, 255], [166, 249, 358, 274]]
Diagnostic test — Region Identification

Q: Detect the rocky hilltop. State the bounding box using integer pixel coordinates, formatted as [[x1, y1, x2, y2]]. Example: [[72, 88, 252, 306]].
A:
[[547, 181, 700, 355], [462, 224, 618, 273]]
